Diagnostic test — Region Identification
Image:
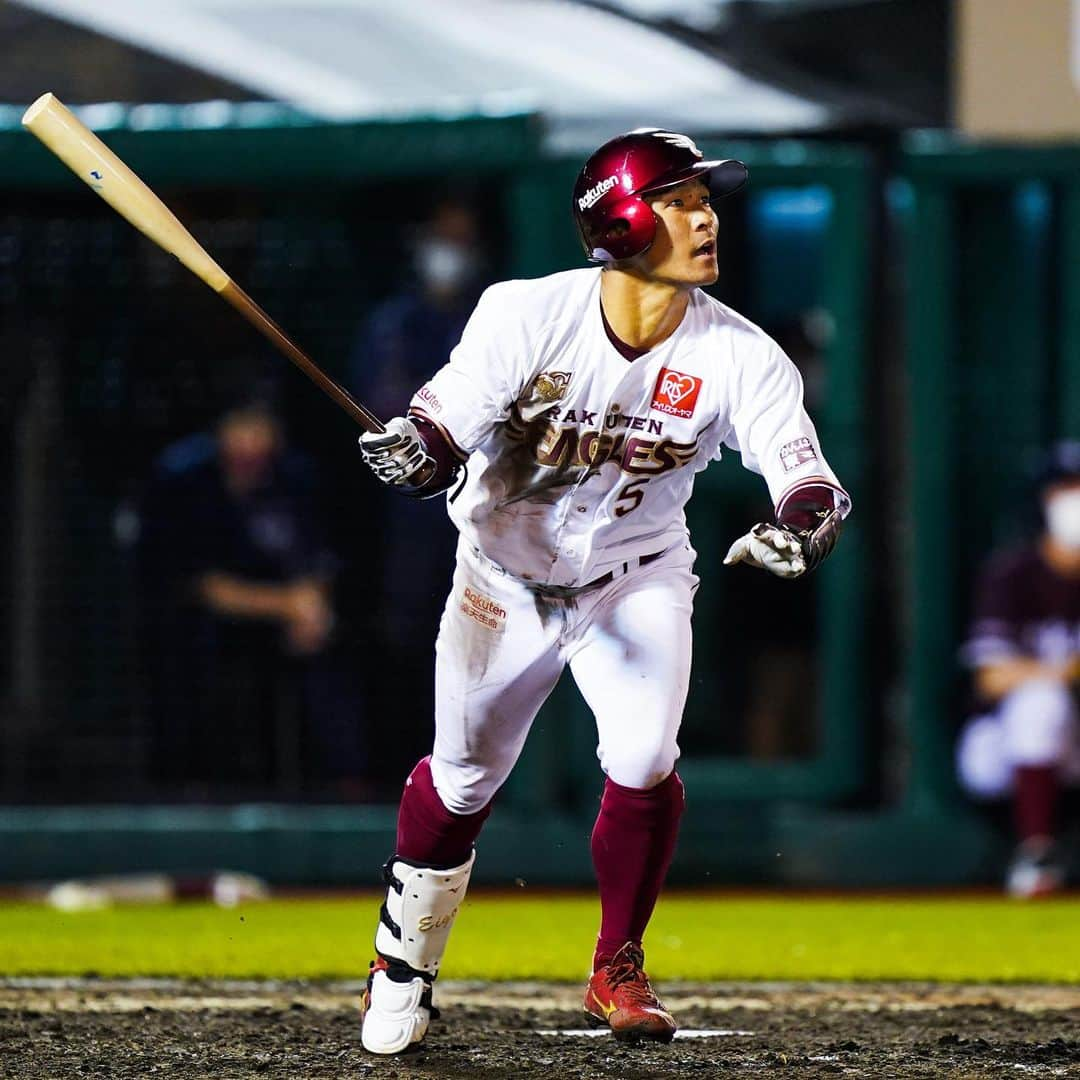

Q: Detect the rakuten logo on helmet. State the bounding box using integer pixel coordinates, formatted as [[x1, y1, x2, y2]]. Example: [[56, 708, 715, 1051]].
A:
[[651, 368, 703, 419], [578, 174, 618, 211]]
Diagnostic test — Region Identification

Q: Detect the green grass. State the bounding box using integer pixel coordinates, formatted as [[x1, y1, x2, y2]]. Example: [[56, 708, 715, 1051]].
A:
[[1, 892, 1078, 983]]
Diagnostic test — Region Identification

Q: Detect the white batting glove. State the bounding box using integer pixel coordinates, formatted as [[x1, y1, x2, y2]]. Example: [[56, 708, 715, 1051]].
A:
[[723, 523, 806, 579], [359, 416, 433, 487]]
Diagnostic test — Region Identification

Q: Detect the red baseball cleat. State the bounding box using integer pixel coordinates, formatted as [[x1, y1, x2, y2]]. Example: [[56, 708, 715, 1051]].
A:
[[583, 942, 677, 1043]]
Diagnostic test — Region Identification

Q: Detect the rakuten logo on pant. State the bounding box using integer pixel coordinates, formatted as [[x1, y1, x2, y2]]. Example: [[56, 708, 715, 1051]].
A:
[[651, 369, 703, 419]]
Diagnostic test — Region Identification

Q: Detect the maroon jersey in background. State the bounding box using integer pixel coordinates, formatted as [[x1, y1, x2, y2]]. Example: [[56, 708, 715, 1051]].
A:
[[963, 546, 1080, 687]]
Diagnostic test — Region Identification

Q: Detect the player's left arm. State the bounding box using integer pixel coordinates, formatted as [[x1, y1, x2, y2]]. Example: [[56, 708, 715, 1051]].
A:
[[722, 343, 851, 579], [724, 477, 847, 579]]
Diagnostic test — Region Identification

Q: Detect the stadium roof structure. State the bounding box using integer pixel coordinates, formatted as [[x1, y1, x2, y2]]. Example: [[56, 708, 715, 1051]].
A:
[[11, 0, 832, 151]]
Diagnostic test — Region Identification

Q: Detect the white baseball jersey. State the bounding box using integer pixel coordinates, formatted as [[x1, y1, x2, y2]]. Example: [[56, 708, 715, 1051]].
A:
[[410, 267, 848, 588]]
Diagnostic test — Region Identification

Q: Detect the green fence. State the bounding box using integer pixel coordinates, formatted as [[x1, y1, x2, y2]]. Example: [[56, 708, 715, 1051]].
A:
[[900, 133, 1080, 818]]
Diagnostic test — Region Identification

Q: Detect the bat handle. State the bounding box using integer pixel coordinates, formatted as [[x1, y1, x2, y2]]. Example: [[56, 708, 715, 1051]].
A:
[[219, 282, 385, 434]]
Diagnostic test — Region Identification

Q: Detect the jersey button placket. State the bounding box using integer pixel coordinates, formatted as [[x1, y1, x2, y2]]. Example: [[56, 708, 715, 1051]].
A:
[[549, 475, 581, 585], [567, 366, 624, 577]]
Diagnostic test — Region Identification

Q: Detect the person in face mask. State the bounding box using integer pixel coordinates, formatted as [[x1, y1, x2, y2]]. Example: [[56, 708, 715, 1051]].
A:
[[957, 441, 1080, 897], [350, 200, 485, 420], [1044, 475, 1080, 551], [413, 206, 481, 303], [347, 200, 489, 786]]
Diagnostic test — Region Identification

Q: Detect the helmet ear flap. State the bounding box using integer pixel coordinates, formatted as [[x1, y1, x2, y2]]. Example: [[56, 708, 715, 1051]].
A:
[[587, 196, 655, 263]]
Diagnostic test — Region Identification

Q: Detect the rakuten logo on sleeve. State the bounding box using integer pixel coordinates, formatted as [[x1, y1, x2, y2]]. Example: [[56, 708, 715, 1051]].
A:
[[651, 368, 703, 419]]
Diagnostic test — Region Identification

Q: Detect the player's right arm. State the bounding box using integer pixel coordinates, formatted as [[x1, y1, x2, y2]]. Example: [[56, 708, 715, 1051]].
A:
[[359, 283, 526, 497]]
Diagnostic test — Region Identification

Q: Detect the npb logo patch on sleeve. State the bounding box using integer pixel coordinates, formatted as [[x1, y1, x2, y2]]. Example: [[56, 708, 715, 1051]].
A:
[[651, 368, 703, 419], [780, 437, 819, 472]]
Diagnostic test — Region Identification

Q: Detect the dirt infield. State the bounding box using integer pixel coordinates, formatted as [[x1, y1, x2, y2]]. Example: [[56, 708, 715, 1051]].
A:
[[1, 979, 1078, 1078]]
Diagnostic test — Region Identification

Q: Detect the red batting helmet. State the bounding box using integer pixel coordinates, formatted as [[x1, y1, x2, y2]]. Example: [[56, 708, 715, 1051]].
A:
[[572, 128, 748, 263]]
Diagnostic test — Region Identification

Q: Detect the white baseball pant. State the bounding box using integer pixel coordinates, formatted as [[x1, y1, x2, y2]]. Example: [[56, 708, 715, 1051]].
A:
[[428, 537, 699, 814], [957, 679, 1080, 798]]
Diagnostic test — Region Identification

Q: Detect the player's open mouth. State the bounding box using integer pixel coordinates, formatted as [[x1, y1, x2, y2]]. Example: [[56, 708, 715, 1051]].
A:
[[694, 241, 716, 257]]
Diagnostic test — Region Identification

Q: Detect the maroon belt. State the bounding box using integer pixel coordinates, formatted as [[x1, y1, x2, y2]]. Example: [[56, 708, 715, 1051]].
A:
[[528, 550, 665, 599]]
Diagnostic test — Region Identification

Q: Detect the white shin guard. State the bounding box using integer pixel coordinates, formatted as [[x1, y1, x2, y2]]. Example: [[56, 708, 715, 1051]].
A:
[[361, 851, 475, 1055], [375, 851, 475, 976]]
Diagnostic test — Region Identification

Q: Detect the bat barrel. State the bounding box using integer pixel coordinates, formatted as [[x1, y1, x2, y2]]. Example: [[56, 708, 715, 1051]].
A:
[[22, 93, 230, 293], [22, 92, 385, 434]]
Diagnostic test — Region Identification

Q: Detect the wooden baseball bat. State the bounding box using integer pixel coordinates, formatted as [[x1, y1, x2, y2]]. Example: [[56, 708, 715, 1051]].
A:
[[21, 92, 384, 433]]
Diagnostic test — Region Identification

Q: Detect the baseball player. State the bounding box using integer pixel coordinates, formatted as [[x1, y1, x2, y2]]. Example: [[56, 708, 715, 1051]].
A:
[[957, 441, 1080, 897], [356, 128, 851, 1054]]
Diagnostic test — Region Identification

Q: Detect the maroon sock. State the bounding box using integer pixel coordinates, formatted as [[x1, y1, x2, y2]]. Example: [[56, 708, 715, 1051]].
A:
[[1013, 764, 1059, 842], [590, 771, 685, 972], [395, 756, 492, 867]]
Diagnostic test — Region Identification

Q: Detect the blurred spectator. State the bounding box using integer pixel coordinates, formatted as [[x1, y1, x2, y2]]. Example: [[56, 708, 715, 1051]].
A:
[[137, 394, 365, 795], [350, 199, 485, 418], [348, 199, 487, 781], [957, 441, 1080, 897]]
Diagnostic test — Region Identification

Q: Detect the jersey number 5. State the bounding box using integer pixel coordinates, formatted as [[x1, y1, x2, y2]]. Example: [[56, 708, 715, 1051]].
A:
[[614, 478, 648, 517]]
